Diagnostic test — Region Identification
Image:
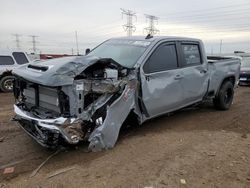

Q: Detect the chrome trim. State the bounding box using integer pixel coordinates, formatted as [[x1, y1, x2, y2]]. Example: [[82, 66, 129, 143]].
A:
[[14, 104, 79, 144]]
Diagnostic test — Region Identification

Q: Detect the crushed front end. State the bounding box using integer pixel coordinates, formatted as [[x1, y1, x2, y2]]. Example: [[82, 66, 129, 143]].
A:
[[12, 56, 140, 151]]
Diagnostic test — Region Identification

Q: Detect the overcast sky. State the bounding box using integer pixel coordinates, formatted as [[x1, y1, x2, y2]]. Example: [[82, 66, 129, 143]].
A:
[[1, 0, 250, 54]]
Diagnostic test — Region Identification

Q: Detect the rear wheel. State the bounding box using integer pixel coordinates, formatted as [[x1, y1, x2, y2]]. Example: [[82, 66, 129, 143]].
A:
[[0, 75, 15, 92], [213, 81, 234, 110]]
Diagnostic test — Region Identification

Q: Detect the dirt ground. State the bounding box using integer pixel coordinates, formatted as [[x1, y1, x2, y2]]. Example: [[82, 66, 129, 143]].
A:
[[0, 87, 249, 188]]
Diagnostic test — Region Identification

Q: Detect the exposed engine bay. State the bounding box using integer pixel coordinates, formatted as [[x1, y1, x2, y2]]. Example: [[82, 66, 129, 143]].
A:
[[12, 57, 141, 151]]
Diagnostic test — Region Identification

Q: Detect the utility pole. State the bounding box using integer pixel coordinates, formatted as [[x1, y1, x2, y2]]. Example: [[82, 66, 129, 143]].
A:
[[29, 35, 39, 53], [75, 31, 79, 55], [219, 39, 223, 54], [121, 8, 136, 36], [12, 34, 21, 49], [144, 14, 159, 35]]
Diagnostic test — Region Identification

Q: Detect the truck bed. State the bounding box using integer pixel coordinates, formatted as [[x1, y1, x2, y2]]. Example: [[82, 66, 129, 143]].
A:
[[207, 56, 241, 94], [207, 56, 234, 63]]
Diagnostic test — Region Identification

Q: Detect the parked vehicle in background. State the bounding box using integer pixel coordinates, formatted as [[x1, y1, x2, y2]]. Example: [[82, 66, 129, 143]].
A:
[[12, 36, 240, 151], [0, 50, 30, 92], [239, 56, 250, 85]]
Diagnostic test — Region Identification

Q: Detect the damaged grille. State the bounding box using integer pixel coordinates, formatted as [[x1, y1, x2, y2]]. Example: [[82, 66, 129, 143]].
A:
[[12, 56, 137, 150], [24, 85, 60, 113]]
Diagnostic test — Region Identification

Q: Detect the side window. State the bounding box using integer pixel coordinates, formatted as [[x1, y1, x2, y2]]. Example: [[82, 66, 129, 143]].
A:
[[144, 44, 178, 73], [0, 56, 15, 65], [12, 52, 29, 64], [181, 44, 201, 65]]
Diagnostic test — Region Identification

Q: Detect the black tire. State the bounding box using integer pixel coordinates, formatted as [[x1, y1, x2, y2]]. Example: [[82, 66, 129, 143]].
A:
[[213, 81, 234, 110], [0, 76, 15, 92]]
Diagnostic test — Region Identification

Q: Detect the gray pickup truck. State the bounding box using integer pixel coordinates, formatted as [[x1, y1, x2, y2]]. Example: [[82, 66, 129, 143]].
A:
[[12, 36, 240, 151]]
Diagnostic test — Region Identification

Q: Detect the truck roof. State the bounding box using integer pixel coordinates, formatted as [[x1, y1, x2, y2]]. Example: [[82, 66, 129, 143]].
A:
[[111, 36, 202, 43]]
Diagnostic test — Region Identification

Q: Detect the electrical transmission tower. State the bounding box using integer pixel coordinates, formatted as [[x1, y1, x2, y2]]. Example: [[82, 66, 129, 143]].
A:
[[219, 39, 223, 54], [121, 8, 136, 36], [12, 34, 21, 49], [29, 35, 39, 53], [75, 31, 79, 55], [144, 14, 159, 35]]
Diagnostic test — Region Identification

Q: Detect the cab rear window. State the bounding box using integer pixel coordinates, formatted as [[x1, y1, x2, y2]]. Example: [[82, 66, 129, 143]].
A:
[[0, 56, 15, 65], [181, 44, 202, 65], [12, 52, 29, 64]]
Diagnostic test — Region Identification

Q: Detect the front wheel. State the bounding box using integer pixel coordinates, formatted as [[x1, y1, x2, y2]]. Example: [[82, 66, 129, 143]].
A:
[[0, 75, 15, 92], [213, 81, 234, 110]]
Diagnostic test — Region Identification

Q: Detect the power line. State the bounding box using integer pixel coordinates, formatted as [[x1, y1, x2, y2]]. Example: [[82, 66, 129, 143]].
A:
[[160, 24, 250, 35], [29, 35, 39, 53], [158, 2, 250, 17], [158, 7, 250, 23], [6, 5, 250, 54], [160, 13, 250, 25], [84, 19, 123, 32], [161, 14, 250, 28], [121, 8, 136, 36], [163, 7, 250, 20], [144, 14, 159, 35], [134, 5, 249, 21], [161, 28, 250, 37], [12, 34, 21, 49]]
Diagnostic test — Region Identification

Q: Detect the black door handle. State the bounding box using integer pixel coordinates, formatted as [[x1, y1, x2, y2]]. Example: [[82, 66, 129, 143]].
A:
[[200, 70, 207, 74], [145, 75, 151, 81], [174, 75, 183, 80]]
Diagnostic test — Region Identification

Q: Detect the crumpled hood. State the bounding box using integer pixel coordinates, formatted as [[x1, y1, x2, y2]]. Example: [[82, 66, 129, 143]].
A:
[[12, 56, 100, 86]]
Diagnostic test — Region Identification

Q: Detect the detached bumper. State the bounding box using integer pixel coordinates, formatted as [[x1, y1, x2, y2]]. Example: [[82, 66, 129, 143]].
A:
[[13, 104, 80, 147]]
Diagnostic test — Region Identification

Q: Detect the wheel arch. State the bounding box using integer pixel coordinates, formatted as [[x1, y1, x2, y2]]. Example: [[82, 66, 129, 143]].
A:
[[0, 71, 13, 80], [216, 75, 236, 96], [121, 109, 140, 129]]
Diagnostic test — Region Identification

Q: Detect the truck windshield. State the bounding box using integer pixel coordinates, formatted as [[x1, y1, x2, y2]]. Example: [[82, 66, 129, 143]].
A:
[[241, 57, 250, 67], [87, 39, 151, 68]]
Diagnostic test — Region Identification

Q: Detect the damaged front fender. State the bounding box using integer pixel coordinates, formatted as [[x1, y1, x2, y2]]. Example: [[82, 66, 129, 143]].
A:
[[88, 81, 137, 151], [12, 55, 141, 151]]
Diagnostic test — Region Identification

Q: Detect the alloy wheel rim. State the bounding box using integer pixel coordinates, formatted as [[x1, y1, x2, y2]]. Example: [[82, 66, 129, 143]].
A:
[[3, 79, 14, 90]]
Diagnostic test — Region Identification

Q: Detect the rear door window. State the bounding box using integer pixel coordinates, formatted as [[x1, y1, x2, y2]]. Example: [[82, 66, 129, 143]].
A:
[[0, 56, 15, 65], [12, 52, 29, 64], [181, 44, 202, 66], [143, 43, 178, 73]]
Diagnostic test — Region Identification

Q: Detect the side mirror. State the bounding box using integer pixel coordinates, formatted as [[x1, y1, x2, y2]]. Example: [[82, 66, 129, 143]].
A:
[[85, 48, 90, 55]]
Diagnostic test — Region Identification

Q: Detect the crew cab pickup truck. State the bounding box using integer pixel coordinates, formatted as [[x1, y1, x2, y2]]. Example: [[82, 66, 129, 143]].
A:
[[0, 50, 30, 92], [12, 36, 240, 151]]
